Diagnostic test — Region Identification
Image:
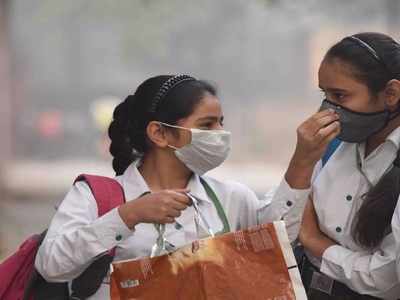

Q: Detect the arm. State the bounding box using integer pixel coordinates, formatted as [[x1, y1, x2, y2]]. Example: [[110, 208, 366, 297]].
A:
[[300, 198, 400, 298], [391, 200, 400, 282], [35, 182, 133, 282], [258, 177, 314, 243], [320, 236, 400, 298], [35, 182, 190, 282], [259, 109, 339, 242]]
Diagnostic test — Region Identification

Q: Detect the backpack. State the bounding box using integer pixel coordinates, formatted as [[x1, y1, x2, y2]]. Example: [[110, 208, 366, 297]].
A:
[[321, 138, 342, 167], [0, 174, 126, 300]]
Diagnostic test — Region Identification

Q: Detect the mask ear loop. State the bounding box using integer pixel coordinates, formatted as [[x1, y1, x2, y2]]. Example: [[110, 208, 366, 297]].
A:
[[158, 122, 180, 150], [159, 122, 192, 150]]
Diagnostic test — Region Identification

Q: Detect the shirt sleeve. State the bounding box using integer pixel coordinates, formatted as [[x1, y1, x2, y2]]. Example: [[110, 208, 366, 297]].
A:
[[223, 180, 259, 230], [320, 233, 400, 299], [35, 181, 133, 282], [257, 161, 321, 243], [392, 199, 400, 282]]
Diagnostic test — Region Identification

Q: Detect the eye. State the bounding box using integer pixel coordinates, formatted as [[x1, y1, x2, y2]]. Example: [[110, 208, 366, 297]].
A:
[[198, 122, 214, 130], [324, 90, 346, 103], [332, 92, 346, 101]]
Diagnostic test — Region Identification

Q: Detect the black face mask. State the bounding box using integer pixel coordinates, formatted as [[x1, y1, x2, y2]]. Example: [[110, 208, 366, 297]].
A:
[[319, 99, 399, 143]]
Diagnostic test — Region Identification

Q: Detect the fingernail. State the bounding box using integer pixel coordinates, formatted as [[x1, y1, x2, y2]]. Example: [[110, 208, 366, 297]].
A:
[[328, 108, 335, 113]]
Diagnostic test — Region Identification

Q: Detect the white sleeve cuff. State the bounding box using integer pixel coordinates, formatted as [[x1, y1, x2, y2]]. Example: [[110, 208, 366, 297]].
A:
[[91, 207, 134, 250], [320, 245, 353, 280], [258, 178, 311, 243], [278, 178, 311, 204]]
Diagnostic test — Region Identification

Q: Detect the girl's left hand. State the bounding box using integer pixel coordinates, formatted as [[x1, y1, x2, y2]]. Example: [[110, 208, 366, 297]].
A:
[[299, 197, 337, 258]]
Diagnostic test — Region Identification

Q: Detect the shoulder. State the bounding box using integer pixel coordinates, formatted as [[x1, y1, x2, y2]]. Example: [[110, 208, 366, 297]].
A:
[[55, 178, 99, 218]]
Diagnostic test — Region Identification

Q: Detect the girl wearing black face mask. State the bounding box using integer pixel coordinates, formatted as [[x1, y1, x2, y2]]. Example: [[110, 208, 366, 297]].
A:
[[272, 32, 400, 299]]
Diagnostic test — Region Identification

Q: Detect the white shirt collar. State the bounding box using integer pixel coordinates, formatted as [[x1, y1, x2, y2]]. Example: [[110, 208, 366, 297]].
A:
[[118, 161, 211, 204]]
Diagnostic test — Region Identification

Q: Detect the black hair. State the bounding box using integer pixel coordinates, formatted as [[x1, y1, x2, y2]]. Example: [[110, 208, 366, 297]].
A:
[[325, 32, 400, 249], [325, 32, 400, 94], [108, 75, 217, 176]]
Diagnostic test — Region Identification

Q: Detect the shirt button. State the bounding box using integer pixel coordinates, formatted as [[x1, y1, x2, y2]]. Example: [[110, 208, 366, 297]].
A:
[[115, 234, 123, 241], [346, 195, 352, 201], [286, 201, 293, 207], [174, 222, 183, 230], [336, 227, 342, 233]]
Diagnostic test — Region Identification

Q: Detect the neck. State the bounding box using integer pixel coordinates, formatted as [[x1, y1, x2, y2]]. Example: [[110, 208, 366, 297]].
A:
[[138, 150, 192, 192], [366, 115, 400, 156]]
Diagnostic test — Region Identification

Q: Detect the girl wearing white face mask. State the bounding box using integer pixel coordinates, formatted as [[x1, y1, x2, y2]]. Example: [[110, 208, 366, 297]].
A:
[[34, 75, 301, 299]]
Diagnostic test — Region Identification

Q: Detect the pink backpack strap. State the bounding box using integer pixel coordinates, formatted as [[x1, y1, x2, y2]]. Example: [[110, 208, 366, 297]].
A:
[[74, 174, 126, 257], [74, 174, 126, 217]]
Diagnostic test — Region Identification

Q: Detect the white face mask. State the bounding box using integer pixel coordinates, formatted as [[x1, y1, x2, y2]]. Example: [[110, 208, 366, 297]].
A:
[[159, 122, 231, 175]]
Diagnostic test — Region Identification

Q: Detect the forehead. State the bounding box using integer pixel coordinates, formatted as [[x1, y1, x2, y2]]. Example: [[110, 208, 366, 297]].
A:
[[190, 93, 222, 116], [318, 58, 365, 89]]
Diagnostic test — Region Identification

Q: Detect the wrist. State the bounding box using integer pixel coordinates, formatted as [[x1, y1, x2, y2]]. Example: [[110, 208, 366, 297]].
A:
[[118, 202, 141, 229], [303, 234, 336, 258], [285, 158, 316, 189]]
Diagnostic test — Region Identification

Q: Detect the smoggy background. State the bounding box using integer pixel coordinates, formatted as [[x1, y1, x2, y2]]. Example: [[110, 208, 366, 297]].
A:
[[1, 0, 399, 258]]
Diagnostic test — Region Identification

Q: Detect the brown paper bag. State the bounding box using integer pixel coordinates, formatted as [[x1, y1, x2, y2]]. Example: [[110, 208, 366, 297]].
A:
[[110, 221, 307, 300]]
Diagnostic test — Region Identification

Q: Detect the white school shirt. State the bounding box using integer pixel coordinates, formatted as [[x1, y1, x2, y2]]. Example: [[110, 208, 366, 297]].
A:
[[274, 127, 400, 299], [35, 161, 304, 300], [392, 195, 400, 282]]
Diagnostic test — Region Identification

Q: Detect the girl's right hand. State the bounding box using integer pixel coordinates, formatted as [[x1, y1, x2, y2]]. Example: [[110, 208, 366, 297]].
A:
[[118, 189, 191, 229], [285, 109, 340, 189], [293, 109, 340, 165]]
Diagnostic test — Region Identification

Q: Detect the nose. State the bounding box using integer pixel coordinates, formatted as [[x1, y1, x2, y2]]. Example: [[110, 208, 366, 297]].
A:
[[213, 122, 224, 130]]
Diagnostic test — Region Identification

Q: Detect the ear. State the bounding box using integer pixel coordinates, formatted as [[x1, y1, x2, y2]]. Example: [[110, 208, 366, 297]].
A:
[[384, 79, 400, 110], [146, 121, 169, 148]]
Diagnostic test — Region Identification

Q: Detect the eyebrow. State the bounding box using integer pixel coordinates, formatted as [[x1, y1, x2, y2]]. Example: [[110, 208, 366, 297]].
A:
[[319, 85, 348, 93], [197, 116, 223, 122]]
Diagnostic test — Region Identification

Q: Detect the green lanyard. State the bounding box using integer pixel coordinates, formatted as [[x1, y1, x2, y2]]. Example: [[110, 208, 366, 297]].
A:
[[199, 177, 231, 234], [150, 178, 231, 257]]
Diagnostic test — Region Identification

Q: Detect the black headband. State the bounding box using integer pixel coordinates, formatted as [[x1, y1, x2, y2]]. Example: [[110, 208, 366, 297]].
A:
[[344, 36, 394, 78], [149, 75, 196, 113]]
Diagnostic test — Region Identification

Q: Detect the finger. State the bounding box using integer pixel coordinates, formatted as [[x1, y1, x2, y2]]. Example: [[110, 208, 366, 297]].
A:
[[162, 216, 175, 224], [319, 124, 341, 147], [167, 208, 182, 218], [314, 114, 340, 131], [305, 110, 336, 129], [314, 107, 337, 118], [167, 191, 191, 205], [304, 111, 339, 135], [169, 200, 188, 211], [314, 121, 340, 143]]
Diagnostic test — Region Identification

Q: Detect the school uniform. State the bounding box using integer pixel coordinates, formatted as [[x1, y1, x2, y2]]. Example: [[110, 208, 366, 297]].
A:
[[392, 194, 400, 283], [276, 127, 400, 299], [35, 160, 305, 300]]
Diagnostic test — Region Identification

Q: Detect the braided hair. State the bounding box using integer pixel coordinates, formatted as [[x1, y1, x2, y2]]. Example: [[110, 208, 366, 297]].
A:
[[108, 75, 217, 176]]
